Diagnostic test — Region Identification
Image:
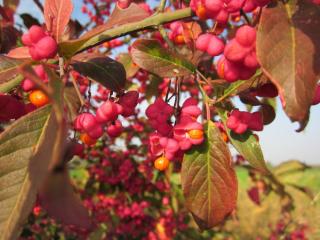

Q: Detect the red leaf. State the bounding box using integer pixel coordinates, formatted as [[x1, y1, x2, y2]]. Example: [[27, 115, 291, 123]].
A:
[[44, 0, 73, 42], [257, 0, 320, 127]]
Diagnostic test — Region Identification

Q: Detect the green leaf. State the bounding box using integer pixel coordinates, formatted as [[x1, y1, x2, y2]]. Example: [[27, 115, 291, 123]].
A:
[[131, 39, 196, 77], [218, 109, 269, 173], [0, 74, 23, 93], [257, 0, 320, 126], [181, 121, 237, 229], [117, 53, 139, 79], [273, 160, 308, 177], [72, 57, 126, 92], [0, 106, 65, 240], [0, 55, 26, 91]]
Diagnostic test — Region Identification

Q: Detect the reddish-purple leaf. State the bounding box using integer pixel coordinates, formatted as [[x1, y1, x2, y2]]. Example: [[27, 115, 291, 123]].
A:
[[44, 0, 73, 42], [257, 0, 320, 127], [39, 170, 92, 229], [181, 121, 237, 229], [72, 57, 126, 92]]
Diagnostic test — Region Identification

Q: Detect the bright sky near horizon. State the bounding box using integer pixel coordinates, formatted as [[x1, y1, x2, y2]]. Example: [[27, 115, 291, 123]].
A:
[[5, 0, 320, 166]]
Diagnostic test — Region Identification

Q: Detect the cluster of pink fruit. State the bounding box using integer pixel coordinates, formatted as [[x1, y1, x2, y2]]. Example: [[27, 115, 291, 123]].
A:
[[74, 91, 139, 145], [194, 24, 259, 82], [227, 110, 263, 134], [22, 25, 57, 61], [196, 33, 225, 57], [190, 0, 270, 22], [146, 97, 204, 171], [217, 25, 259, 82]]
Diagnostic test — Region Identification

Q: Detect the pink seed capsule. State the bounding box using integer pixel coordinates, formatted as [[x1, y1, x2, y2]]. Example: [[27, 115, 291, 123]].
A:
[[74, 113, 98, 132], [207, 35, 225, 56], [235, 25, 256, 47], [96, 101, 119, 123], [107, 120, 123, 138]]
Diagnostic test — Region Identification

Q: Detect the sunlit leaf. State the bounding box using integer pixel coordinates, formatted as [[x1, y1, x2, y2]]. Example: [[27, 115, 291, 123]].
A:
[[117, 53, 139, 79], [0, 106, 65, 240], [273, 160, 308, 177], [131, 39, 196, 77], [218, 109, 269, 173], [181, 121, 237, 229], [44, 0, 73, 42], [257, 0, 320, 127]]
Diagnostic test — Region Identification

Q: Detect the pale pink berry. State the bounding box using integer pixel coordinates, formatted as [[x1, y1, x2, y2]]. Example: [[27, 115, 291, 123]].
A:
[[207, 35, 225, 56], [74, 113, 99, 132], [34, 36, 58, 59], [29, 26, 46, 43], [96, 101, 122, 123], [224, 39, 249, 62], [196, 34, 224, 56], [204, 0, 222, 13], [196, 33, 212, 52], [235, 25, 256, 47], [22, 25, 58, 61]]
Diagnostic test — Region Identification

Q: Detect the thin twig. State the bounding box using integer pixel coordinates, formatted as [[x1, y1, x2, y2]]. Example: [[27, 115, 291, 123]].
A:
[[60, 8, 193, 57], [59, 57, 65, 77], [165, 79, 172, 102], [70, 74, 86, 106], [196, 69, 211, 86], [240, 9, 252, 26], [157, 0, 167, 13], [33, 0, 44, 12]]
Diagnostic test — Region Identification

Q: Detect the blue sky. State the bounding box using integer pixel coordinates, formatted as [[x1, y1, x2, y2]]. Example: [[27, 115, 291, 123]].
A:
[[5, 0, 320, 165]]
